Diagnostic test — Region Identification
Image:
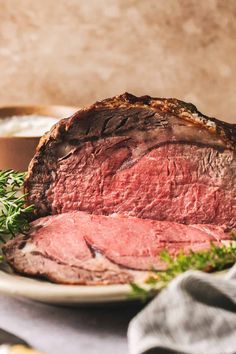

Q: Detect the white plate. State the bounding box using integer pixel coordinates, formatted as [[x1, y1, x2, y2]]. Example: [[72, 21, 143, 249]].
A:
[[0, 267, 143, 306], [0, 265, 228, 306]]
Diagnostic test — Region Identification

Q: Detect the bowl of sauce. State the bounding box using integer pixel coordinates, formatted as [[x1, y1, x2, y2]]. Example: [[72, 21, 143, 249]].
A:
[[0, 105, 78, 171]]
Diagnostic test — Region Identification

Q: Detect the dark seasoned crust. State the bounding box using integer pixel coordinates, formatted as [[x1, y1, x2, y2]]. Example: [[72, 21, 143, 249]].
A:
[[28, 92, 236, 153], [24, 92, 236, 217]]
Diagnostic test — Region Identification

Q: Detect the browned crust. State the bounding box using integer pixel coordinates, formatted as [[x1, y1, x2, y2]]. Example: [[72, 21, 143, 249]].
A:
[[24, 92, 236, 214], [34, 92, 236, 151]]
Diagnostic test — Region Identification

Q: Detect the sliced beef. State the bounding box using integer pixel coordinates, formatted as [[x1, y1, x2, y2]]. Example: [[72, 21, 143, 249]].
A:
[[3, 213, 133, 285], [3, 211, 231, 285], [25, 93, 236, 229]]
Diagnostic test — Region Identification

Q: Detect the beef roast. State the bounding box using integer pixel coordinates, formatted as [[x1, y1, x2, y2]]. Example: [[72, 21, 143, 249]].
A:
[[25, 93, 236, 229], [3, 211, 231, 285], [4, 93, 236, 285]]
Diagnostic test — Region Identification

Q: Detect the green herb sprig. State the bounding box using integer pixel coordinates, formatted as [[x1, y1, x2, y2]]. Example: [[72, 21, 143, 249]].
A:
[[131, 239, 236, 300], [0, 170, 33, 242]]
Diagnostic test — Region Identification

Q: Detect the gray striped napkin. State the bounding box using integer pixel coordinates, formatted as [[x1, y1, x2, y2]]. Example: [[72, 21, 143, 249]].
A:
[[128, 265, 236, 354]]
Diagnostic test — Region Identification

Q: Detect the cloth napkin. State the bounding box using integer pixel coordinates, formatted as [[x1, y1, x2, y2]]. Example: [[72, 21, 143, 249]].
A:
[[128, 265, 236, 354]]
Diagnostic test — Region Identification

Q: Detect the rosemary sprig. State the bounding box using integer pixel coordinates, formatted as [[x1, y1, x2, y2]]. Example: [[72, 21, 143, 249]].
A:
[[131, 239, 236, 300], [0, 170, 34, 242]]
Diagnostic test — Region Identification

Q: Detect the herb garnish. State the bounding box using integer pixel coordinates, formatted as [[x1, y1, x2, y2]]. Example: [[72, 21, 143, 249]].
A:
[[0, 170, 33, 242], [130, 239, 236, 300]]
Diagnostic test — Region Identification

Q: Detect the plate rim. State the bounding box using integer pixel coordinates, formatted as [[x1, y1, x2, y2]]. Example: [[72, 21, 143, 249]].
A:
[[0, 269, 137, 304], [0, 266, 229, 305]]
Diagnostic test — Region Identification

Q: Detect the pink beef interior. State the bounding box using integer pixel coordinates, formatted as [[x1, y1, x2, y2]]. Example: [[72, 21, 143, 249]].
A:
[[31, 213, 93, 265], [30, 211, 230, 271], [46, 141, 235, 228]]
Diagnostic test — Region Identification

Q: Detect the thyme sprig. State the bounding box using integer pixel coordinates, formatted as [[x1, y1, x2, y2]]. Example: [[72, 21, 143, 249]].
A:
[[0, 170, 33, 242], [131, 239, 236, 300]]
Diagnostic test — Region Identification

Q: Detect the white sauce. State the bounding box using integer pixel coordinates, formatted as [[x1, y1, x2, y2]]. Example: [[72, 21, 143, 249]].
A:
[[0, 115, 59, 137]]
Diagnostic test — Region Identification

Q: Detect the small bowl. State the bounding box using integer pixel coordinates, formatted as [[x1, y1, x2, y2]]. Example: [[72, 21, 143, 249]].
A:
[[0, 105, 78, 171]]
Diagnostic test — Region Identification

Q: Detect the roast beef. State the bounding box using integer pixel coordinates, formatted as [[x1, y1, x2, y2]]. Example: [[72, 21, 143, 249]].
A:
[[25, 93, 236, 229], [4, 93, 236, 285], [3, 211, 231, 285]]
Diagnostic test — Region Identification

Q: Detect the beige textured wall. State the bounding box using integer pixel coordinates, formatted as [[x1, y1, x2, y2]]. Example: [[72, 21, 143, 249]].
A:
[[0, 0, 236, 123]]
